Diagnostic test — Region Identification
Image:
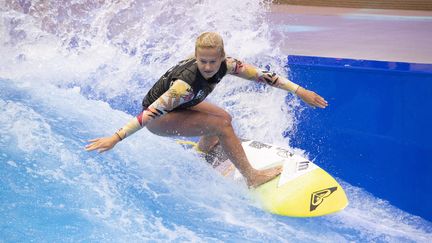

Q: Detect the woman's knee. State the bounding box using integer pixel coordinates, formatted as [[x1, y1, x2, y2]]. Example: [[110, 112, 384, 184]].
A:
[[206, 108, 232, 124], [212, 109, 232, 124], [221, 111, 232, 123], [210, 116, 234, 135]]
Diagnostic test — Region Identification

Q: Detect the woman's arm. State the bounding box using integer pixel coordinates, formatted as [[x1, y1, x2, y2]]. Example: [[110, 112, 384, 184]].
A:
[[226, 57, 299, 93], [226, 57, 328, 108], [116, 79, 193, 140], [85, 80, 194, 153]]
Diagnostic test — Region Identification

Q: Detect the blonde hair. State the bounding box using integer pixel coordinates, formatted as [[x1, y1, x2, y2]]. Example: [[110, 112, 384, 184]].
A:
[[195, 32, 225, 58]]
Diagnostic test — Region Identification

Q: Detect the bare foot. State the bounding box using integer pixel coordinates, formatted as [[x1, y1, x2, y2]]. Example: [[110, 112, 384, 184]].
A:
[[246, 166, 283, 188]]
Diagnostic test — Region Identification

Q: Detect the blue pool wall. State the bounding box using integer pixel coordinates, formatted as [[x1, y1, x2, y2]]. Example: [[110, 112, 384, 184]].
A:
[[286, 55, 432, 221]]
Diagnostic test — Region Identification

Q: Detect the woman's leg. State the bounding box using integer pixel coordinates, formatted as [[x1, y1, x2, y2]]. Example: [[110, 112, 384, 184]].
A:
[[188, 101, 232, 153], [146, 104, 281, 187]]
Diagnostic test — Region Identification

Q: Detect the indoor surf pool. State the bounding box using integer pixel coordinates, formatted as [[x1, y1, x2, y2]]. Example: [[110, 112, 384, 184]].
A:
[[1, 0, 431, 242]]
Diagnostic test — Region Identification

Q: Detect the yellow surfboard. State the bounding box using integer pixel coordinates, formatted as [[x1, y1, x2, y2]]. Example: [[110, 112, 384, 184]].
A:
[[177, 139, 348, 217]]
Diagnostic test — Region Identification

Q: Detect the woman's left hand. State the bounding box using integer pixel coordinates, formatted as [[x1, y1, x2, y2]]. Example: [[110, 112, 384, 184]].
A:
[[296, 87, 328, 109]]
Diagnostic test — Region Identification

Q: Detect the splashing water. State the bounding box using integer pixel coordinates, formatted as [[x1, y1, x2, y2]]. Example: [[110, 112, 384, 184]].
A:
[[1, 0, 431, 242]]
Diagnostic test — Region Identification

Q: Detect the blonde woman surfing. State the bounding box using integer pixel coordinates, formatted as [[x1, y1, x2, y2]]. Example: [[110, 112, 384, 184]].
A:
[[85, 32, 328, 188]]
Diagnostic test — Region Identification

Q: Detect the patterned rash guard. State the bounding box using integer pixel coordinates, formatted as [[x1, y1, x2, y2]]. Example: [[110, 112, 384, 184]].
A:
[[115, 57, 300, 140], [142, 58, 227, 110]]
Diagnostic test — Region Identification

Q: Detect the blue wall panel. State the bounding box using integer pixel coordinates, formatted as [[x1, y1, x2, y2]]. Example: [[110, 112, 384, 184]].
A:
[[286, 56, 432, 221]]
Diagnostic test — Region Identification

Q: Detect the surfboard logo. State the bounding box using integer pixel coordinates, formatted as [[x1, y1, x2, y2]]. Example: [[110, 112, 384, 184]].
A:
[[310, 187, 338, 211], [276, 148, 294, 158], [298, 161, 309, 171], [249, 141, 272, 149]]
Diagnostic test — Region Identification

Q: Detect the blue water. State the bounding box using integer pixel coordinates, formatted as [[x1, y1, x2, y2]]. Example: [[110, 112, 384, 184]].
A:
[[287, 56, 432, 221], [1, 1, 431, 242]]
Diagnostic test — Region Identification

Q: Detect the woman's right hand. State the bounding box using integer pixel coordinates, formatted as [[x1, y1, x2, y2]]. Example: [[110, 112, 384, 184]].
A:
[[85, 134, 121, 153]]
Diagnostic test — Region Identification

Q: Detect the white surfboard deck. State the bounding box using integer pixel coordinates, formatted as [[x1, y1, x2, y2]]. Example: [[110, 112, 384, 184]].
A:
[[178, 139, 348, 217]]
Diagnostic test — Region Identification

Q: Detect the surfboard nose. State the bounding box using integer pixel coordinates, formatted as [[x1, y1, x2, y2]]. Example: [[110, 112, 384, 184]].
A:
[[254, 168, 348, 217]]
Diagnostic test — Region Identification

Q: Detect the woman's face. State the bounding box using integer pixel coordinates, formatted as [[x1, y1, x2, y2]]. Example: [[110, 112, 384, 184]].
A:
[[195, 47, 224, 79]]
